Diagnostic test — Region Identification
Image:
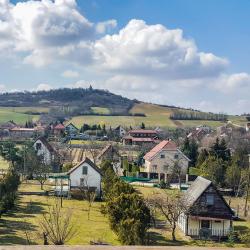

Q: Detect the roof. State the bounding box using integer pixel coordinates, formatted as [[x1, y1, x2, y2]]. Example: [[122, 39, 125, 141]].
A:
[[54, 124, 65, 130], [144, 140, 177, 161], [184, 176, 212, 207], [183, 176, 234, 216], [10, 127, 35, 132], [133, 138, 155, 142], [35, 137, 56, 153], [67, 157, 102, 176], [129, 129, 158, 134], [97, 144, 119, 159], [66, 123, 79, 130]]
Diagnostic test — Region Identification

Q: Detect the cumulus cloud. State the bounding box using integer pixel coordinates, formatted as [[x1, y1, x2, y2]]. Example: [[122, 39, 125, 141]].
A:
[[62, 70, 79, 78], [94, 20, 228, 79]]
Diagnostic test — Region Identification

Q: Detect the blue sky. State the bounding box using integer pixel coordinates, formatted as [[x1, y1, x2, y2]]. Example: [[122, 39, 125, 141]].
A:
[[1, 0, 250, 114]]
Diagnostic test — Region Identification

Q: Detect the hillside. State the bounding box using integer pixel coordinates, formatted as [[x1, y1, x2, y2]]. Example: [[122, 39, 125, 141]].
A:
[[0, 88, 246, 128]]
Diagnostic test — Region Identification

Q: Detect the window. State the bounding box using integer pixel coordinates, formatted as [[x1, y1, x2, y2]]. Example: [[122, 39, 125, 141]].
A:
[[206, 194, 214, 206], [153, 165, 157, 171], [36, 143, 41, 150], [82, 166, 88, 175], [201, 220, 210, 229], [160, 154, 165, 158], [174, 154, 179, 159]]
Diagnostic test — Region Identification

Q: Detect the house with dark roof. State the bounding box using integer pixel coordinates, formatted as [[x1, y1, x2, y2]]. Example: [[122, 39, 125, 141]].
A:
[[178, 176, 234, 238], [97, 144, 120, 164], [65, 123, 79, 135], [33, 137, 58, 166], [67, 157, 102, 197], [113, 125, 127, 137], [142, 140, 190, 183]]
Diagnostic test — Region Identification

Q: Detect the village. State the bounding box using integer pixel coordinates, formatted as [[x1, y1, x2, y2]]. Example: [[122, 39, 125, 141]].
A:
[[0, 117, 250, 247]]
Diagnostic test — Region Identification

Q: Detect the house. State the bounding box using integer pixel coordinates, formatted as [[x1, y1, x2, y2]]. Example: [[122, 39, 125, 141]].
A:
[[0, 121, 17, 137], [187, 128, 207, 141], [97, 144, 120, 164], [122, 129, 159, 145], [53, 123, 65, 136], [142, 140, 190, 182], [33, 137, 58, 166], [67, 157, 102, 197], [9, 127, 36, 138], [113, 125, 127, 137], [178, 176, 234, 239], [65, 123, 79, 135]]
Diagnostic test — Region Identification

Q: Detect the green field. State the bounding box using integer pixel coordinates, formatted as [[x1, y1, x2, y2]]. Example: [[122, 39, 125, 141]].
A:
[[0, 107, 48, 124], [91, 106, 111, 115], [0, 103, 246, 129], [69, 103, 245, 129]]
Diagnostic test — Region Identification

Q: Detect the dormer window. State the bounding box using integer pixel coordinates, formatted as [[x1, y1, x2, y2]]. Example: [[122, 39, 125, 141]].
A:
[[160, 154, 165, 158]]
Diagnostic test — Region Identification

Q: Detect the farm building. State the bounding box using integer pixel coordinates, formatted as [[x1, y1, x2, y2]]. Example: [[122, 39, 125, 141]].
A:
[[67, 157, 102, 197], [178, 176, 234, 239], [122, 129, 159, 146], [142, 140, 190, 183]]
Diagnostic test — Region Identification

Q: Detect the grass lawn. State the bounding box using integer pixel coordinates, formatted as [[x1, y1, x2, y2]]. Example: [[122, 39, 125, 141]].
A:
[[0, 182, 119, 245], [0, 156, 9, 170]]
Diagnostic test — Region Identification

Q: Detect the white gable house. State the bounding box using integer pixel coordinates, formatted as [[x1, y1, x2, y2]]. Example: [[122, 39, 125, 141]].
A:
[[67, 158, 102, 197], [33, 137, 57, 165]]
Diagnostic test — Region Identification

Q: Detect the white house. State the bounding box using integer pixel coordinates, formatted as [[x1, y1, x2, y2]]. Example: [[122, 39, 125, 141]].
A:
[[114, 125, 127, 137], [33, 137, 57, 165], [178, 176, 234, 239], [66, 123, 79, 135], [67, 157, 102, 197], [142, 140, 190, 182]]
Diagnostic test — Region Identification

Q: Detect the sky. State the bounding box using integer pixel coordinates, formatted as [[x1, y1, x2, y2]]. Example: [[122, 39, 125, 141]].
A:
[[1, 0, 250, 114]]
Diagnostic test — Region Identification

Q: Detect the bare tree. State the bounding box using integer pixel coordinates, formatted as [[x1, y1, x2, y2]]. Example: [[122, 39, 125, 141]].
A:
[[78, 177, 96, 220], [147, 193, 188, 241], [39, 199, 78, 245]]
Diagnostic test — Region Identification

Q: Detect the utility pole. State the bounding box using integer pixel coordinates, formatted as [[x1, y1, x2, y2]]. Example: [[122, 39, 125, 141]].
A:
[[244, 154, 250, 217]]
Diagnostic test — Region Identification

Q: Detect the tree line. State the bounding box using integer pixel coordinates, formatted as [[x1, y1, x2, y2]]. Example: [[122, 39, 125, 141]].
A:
[[170, 110, 228, 121]]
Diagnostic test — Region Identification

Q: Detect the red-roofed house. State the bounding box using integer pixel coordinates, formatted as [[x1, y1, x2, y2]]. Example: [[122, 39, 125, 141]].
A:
[[122, 129, 159, 145], [53, 123, 65, 136], [142, 140, 190, 183]]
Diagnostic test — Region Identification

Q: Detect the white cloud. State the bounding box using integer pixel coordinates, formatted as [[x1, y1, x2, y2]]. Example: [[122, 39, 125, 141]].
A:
[[96, 19, 117, 34], [0, 1, 250, 114], [68, 80, 93, 89], [62, 70, 79, 78], [36, 83, 52, 91], [94, 19, 228, 79]]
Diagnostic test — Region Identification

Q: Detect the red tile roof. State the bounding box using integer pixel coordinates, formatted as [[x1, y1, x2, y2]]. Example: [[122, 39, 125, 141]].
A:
[[54, 124, 65, 130], [144, 140, 177, 161], [129, 129, 158, 134]]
